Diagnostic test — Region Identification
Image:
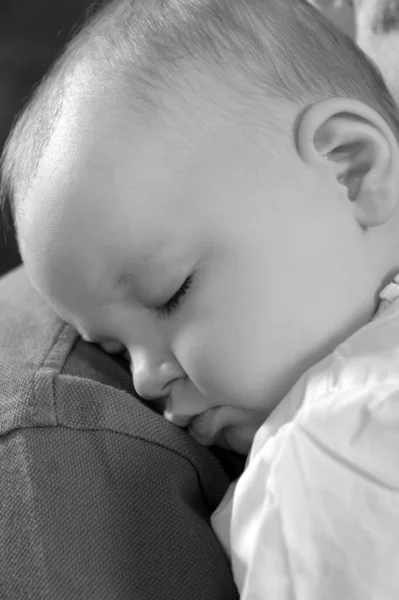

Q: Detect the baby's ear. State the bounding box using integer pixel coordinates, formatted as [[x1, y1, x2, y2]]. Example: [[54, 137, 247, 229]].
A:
[[296, 98, 399, 227]]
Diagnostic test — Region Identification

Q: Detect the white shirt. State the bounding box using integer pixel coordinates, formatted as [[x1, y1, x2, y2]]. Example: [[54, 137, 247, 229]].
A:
[[211, 275, 399, 599]]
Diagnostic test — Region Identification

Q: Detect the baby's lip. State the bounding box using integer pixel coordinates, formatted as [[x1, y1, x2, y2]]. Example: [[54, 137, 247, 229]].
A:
[[163, 394, 205, 428], [164, 412, 194, 428], [189, 410, 220, 445], [166, 411, 217, 446]]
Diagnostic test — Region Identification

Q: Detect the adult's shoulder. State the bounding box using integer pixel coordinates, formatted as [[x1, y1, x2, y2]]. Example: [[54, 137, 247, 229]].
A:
[[0, 265, 70, 368], [0, 265, 78, 435]]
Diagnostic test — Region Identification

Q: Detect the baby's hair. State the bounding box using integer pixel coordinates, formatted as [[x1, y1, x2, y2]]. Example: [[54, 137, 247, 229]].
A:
[[2, 0, 399, 234], [371, 0, 399, 34]]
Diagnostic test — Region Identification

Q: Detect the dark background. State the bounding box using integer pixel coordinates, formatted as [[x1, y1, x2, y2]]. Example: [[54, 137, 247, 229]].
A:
[[0, 0, 354, 278], [0, 0, 94, 277]]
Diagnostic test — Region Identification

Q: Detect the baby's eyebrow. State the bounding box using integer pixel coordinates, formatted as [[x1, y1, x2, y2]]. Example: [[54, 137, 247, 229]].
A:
[[113, 271, 135, 291], [110, 248, 165, 292], [111, 269, 149, 297]]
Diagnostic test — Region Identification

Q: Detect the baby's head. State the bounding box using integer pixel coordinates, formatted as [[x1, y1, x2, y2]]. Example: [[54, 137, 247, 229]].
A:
[[2, 0, 399, 454]]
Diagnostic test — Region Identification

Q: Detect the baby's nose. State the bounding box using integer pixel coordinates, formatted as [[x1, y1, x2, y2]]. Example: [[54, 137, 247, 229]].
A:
[[130, 353, 184, 401]]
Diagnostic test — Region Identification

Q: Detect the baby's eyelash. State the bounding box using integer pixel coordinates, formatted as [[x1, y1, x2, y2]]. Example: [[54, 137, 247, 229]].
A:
[[155, 274, 194, 319]]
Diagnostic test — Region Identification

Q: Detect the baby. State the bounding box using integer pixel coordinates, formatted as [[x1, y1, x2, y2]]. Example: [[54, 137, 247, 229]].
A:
[[2, 0, 399, 597]]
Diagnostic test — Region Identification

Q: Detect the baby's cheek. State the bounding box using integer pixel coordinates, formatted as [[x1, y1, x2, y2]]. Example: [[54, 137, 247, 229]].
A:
[[175, 321, 255, 402], [184, 345, 228, 396]]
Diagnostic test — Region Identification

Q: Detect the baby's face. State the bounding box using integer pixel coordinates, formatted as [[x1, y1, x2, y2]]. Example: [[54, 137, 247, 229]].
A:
[[20, 80, 376, 454]]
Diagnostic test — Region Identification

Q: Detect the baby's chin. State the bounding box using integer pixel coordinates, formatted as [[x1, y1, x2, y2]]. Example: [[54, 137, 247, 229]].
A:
[[190, 404, 275, 455], [217, 424, 259, 455], [188, 425, 257, 456]]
